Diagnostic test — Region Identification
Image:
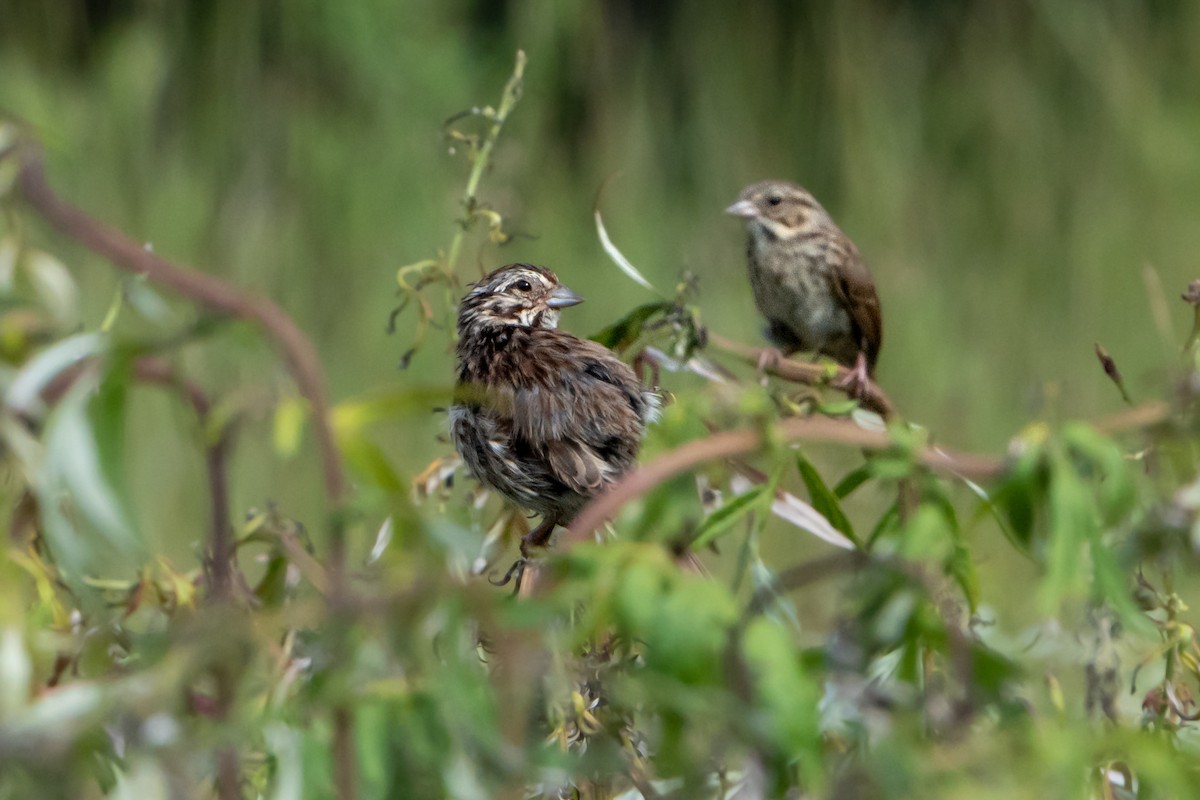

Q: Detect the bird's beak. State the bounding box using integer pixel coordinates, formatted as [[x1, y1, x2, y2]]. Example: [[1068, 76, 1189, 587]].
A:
[[546, 285, 584, 309], [724, 199, 758, 219]]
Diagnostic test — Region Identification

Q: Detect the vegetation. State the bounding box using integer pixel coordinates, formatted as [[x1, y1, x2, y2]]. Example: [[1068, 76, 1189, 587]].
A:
[[2, 2, 1200, 798]]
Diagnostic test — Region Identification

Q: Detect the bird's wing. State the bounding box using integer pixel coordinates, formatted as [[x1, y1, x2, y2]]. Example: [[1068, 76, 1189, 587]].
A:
[[508, 334, 649, 496], [831, 250, 883, 372]]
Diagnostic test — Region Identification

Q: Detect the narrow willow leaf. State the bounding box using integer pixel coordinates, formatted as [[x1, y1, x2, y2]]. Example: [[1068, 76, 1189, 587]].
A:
[[40, 368, 144, 583], [1062, 422, 1136, 522], [833, 464, 872, 499], [594, 208, 659, 293], [693, 485, 765, 548], [338, 433, 404, 493], [1041, 450, 1093, 610], [6, 331, 106, 416], [730, 473, 855, 550], [590, 301, 671, 350], [796, 454, 859, 546]]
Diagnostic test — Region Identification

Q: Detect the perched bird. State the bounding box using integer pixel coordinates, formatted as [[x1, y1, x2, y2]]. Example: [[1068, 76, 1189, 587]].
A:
[[450, 263, 658, 564], [726, 180, 882, 392]]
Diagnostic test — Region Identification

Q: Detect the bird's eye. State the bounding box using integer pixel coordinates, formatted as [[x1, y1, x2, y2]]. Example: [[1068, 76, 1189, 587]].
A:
[[767, 195, 783, 206], [513, 279, 533, 292]]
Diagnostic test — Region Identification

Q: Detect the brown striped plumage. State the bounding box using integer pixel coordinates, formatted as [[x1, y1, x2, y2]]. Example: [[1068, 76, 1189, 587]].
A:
[[726, 180, 882, 378], [450, 264, 658, 558]]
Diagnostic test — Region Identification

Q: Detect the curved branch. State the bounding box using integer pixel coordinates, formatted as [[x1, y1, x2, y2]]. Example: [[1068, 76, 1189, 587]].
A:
[[14, 146, 347, 559], [565, 415, 1004, 546], [706, 332, 896, 418]]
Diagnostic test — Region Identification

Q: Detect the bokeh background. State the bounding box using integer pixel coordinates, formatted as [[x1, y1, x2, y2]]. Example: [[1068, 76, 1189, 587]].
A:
[[3, 1, 1199, 595]]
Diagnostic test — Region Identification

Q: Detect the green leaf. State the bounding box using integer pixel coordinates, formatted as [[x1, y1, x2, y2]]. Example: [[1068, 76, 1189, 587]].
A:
[[1062, 422, 1136, 522], [6, 331, 107, 416], [692, 485, 765, 549], [39, 361, 144, 586], [796, 454, 859, 546], [741, 617, 822, 765], [834, 464, 872, 499], [866, 501, 900, 548], [589, 301, 671, 351], [1040, 449, 1093, 610]]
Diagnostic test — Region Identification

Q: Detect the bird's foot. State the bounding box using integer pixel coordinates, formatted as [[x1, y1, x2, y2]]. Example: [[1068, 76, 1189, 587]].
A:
[[488, 557, 529, 589], [832, 351, 872, 400], [756, 346, 786, 379]]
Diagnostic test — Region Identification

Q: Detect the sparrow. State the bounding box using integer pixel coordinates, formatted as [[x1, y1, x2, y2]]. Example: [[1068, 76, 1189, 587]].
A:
[[449, 263, 659, 566], [726, 180, 882, 392]]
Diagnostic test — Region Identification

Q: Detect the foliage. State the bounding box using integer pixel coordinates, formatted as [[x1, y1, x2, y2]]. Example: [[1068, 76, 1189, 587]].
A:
[[2, 5, 1200, 799]]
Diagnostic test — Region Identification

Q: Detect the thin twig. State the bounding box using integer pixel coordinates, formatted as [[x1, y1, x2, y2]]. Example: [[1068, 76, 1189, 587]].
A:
[[130, 359, 238, 601], [444, 49, 526, 278]]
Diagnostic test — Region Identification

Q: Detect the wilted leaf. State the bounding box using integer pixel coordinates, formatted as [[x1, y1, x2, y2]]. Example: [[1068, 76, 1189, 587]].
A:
[[594, 208, 659, 294]]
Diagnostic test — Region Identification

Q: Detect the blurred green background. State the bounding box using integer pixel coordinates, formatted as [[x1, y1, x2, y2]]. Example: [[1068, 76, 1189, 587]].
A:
[[3, 0, 1198, 570]]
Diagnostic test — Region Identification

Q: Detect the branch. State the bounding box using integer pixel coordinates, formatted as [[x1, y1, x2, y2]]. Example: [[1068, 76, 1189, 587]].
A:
[[706, 332, 896, 418], [129, 359, 237, 601], [564, 415, 1004, 546], [14, 145, 348, 565], [443, 49, 526, 277]]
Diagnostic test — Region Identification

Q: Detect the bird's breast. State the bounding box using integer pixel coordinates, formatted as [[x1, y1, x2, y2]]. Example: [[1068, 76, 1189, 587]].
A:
[[748, 237, 853, 346]]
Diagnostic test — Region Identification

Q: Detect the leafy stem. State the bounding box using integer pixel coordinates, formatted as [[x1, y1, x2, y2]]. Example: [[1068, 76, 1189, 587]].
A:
[[444, 49, 526, 278]]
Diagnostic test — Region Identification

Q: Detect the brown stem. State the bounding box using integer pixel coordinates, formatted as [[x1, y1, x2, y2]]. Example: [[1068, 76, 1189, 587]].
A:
[[333, 706, 357, 800], [14, 149, 348, 564], [706, 332, 896, 418]]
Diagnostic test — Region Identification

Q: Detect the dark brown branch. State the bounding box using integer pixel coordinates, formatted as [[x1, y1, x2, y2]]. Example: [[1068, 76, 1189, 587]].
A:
[[14, 148, 348, 556], [706, 332, 896, 418]]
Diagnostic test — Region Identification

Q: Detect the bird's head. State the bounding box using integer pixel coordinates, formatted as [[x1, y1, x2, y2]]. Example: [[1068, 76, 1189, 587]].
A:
[[457, 263, 583, 336], [725, 180, 831, 240]]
